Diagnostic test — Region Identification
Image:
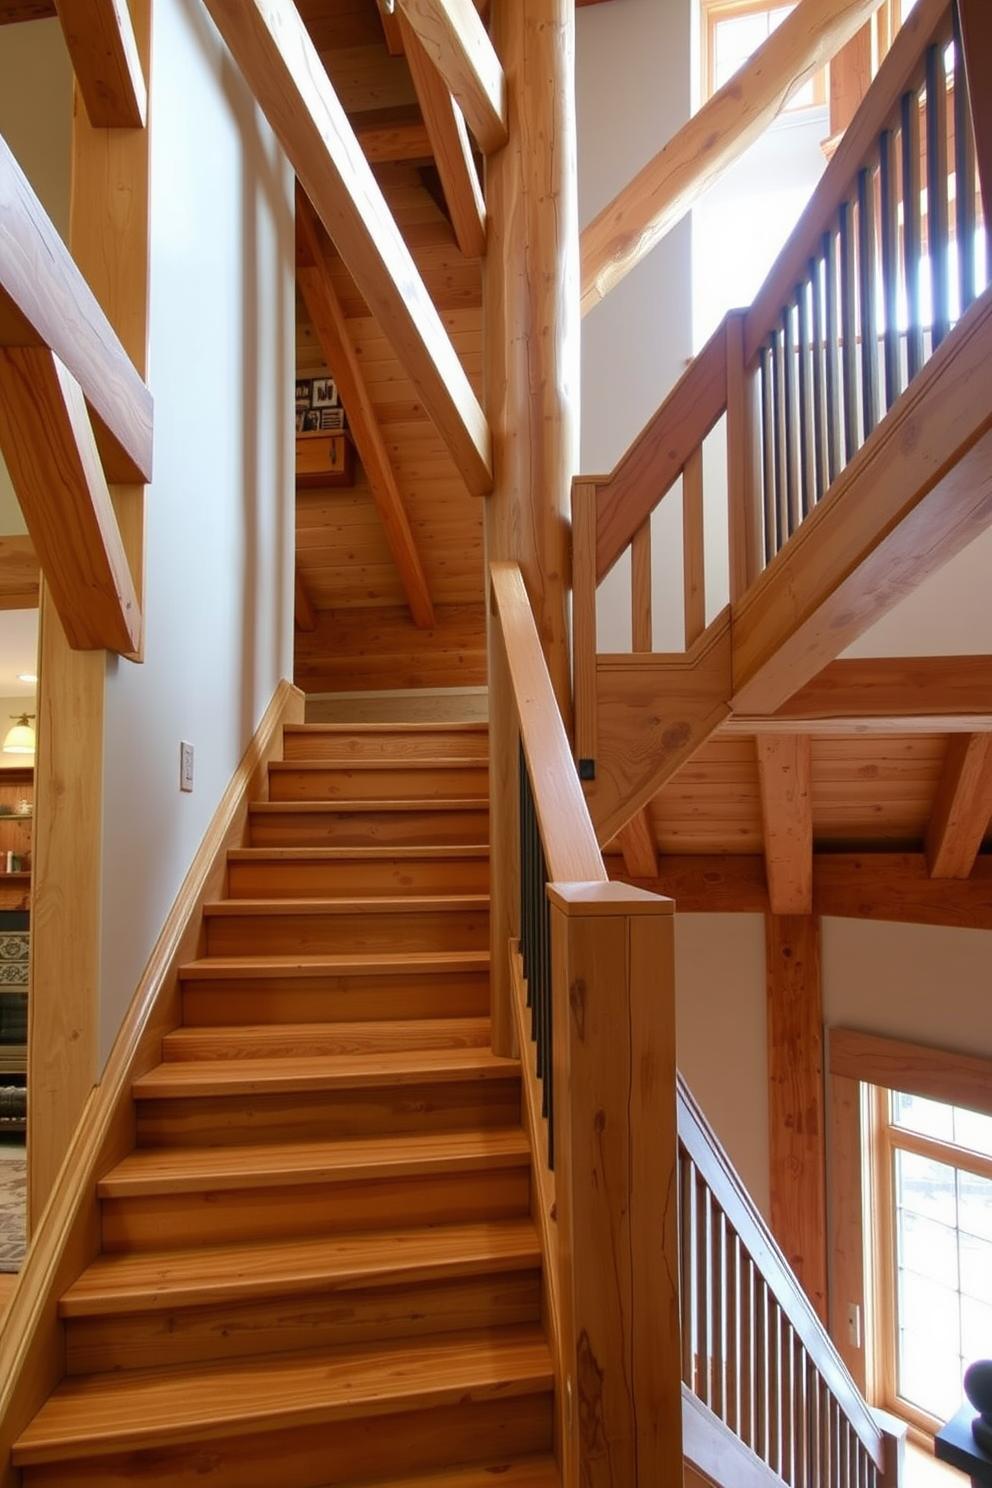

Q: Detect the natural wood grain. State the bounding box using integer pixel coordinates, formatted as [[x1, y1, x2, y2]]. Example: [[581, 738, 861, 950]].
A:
[[267, 757, 488, 801], [606, 852, 771, 913], [827, 1069, 868, 1390], [398, 9, 486, 260], [813, 852, 992, 929], [630, 519, 652, 652], [615, 807, 659, 880], [227, 845, 489, 900], [683, 1386, 784, 1488], [765, 914, 827, 1325], [0, 131, 152, 485], [580, 0, 885, 314], [0, 348, 140, 653], [294, 603, 486, 693], [352, 104, 431, 163], [593, 320, 727, 582], [394, 0, 506, 154], [294, 570, 316, 632], [733, 287, 992, 714], [727, 656, 992, 733], [829, 1027, 992, 1117], [54, 0, 147, 128], [491, 563, 603, 886], [204, 0, 491, 495], [755, 735, 813, 916], [0, 534, 40, 608], [572, 480, 598, 765], [726, 309, 761, 603], [549, 882, 680, 1486], [683, 444, 706, 647], [295, 190, 435, 628], [924, 733, 992, 878]]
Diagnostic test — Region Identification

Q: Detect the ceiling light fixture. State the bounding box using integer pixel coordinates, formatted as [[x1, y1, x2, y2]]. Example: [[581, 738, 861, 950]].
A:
[[2, 714, 35, 755], [16, 674, 37, 685]]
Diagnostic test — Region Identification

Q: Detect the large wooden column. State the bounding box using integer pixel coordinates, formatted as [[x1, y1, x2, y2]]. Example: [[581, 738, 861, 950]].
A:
[[484, 0, 579, 1053]]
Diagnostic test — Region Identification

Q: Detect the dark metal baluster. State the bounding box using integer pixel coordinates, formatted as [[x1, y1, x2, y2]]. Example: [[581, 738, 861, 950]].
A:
[[760, 345, 776, 564], [772, 326, 788, 551], [953, 4, 977, 312], [811, 251, 827, 502], [902, 88, 925, 379], [879, 128, 901, 409], [926, 42, 950, 347], [857, 165, 880, 439], [796, 282, 814, 520], [782, 306, 799, 537], [823, 230, 841, 486], [838, 200, 859, 462]]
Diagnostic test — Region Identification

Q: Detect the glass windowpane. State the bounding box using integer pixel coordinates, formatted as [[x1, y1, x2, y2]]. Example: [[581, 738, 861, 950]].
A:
[[953, 1106, 992, 1160]]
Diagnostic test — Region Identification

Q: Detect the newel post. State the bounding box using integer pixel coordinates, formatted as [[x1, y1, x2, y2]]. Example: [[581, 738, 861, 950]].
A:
[[549, 882, 683, 1487]]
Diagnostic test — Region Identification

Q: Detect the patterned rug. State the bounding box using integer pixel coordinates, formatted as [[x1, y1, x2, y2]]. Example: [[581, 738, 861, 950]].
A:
[[0, 1151, 26, 1272]]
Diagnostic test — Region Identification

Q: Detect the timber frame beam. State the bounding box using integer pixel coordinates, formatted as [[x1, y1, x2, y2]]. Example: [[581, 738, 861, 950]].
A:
[[202, 0, 493, 497], [393, 0, 507, 155], [54, 0, 147, 129]]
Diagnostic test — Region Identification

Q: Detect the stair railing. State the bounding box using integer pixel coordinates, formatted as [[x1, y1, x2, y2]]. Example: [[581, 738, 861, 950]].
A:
[[572, 0, 990, 771], [678, 1077, 906, 1487]]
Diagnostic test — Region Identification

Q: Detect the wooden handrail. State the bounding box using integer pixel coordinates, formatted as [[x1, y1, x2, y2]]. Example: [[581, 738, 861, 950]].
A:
[[744, 0, 951, 366], [490, 561, 605, 885], [678, 1073, 884, 1468]]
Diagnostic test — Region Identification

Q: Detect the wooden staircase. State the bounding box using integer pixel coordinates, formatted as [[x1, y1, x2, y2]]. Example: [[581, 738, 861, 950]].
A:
[[13, 722, 560, 1488]]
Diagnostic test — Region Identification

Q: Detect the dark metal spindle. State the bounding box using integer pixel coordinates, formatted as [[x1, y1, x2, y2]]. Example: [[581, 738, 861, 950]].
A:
[[857, 166, 880, 439], [902, 88, 925, 380], [782, 306, 799, 537], [810, 252, 827, 503], [518, 741, 554, 1167], [796, 284, 814, 521], [823, 230, 841, 486], [879, 129, 902, 410], [772, 327, 788, 552], [759, 346, 776, 565], [926, 42, 950, 348], [838, 200, 859, 463]]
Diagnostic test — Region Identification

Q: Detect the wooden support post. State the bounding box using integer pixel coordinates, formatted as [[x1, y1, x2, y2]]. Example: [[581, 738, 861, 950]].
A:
[[957, 0, 992, 225], [765, 913, 828, 1324], [549, 881, 681, 1488], [484, 0, 578, 1054], [726, 309, 761, 603]]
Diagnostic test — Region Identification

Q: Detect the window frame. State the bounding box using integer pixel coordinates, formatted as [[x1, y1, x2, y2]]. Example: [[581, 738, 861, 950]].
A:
[[700, 0, 828, 111]]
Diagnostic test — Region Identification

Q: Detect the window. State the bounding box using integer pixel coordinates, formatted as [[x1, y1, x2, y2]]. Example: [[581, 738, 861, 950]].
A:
[[876, 1089, 992, 1432], [700, 1, 826, 112]]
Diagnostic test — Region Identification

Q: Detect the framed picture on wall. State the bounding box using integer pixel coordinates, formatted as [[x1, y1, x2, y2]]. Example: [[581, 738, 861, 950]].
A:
[[311, 377, 339, 409]]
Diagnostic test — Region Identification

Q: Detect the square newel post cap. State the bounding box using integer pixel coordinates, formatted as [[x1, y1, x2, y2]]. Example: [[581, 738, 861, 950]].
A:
[[546, 881, 674, 916]]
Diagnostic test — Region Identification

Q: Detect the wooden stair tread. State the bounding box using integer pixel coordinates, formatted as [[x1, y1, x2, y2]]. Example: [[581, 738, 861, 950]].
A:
[[133, 1047, 519, 1098], [60, 1219, 541, 1316], [285, 723, 488, 734], [226, 846, 490, 862], [99, 1127, 531, 1196], [12, 1325, 553, 1466], [313, 1460, 559, 1488], [269, 758, 488, 772], [249, 798, 489, 813], [179, 950, 491, 980], [162, 1017, 493, 1060], [202, 895, 490, 918]]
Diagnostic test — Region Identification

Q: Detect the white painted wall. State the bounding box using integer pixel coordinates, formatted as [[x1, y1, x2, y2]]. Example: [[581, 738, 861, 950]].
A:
[[99, 0, 296, 1056]]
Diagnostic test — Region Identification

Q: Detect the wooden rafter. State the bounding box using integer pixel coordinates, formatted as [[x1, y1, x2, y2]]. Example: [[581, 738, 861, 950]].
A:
[[724, 657, 992, 735], [55, 0, 147, 129], [398, 9, 486, 260], [0, 536, 40, 610], [0, 348, 141, 653], [755, 734, 813, 915], [202, 0, 492, 497], [0, 134, 152, 484], [374, 0, 405, 56], [394, 0, 506, 155], [580, 0, 886, 315], [607, 852, 992, 930], [615, 808, 659, 881], [295, 189, 435, 630], [925, 733, 992, 879], [732, 288, 992, 716]]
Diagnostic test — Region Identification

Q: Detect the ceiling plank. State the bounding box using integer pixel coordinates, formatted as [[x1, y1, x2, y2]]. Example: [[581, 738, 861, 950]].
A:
[[732, 288, 992, 716], [352, 105, 431, 164], [925, 733, 992, 879], [724, 656, 992, 735], [393, 0, 507, 155], [296, 189, 435, 629], [755, 734, 813, 915], [0, 535, 40, 609], [0, 133, 152, 484], [202, 0, 492, 497], [615, 808, 659, 880], [55, 0, 147, 128], [607, 851, 992, 930], [580, 0, 886, 315], [398, 9, 486, 260], [0, 347, 140, 653], [294, 569, 316, 632]]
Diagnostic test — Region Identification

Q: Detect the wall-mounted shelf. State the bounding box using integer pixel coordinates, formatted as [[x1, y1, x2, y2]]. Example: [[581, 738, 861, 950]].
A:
[[295, 431, 355, 489]]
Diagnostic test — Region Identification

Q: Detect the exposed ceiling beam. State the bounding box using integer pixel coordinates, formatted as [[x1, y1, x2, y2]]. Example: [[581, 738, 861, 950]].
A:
[[0, 347, 140, 653], [755, 734, 813, 915], [580, 0, 886, 316], [393, 0, 507, 155], [55, 0, 147, 128], [0, 535, 40, 610], [398, 9, 486, 260], [352, 106, 431, 164], [608, 852, 992, 930], [732, 288, 992, 716], [202, 0, 492, 497], [724, 657, 992, 735], [296, 189, 435, 630], [925, 734, 992, 879], [0, 133, 152, 484]]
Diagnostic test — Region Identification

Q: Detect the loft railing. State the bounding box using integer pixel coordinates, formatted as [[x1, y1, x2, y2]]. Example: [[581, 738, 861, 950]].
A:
[[572, 0, 990, 769]]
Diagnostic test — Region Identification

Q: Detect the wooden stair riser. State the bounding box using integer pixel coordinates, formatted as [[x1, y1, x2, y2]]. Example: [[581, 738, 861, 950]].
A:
[[248, 803, 489, 849], [282, 723, 490, 763], [100, 1167, 533, 1251], [65, 1269, 542, 1373], [134, 1079, 522, 1148], [203, 904, 490, 958], [19, 1395, 552, 1488], [179, 968, 491, 1026], [268, 762, 489, 802], [161, 1017, 493, 1061], [226, 851, 490, 900]]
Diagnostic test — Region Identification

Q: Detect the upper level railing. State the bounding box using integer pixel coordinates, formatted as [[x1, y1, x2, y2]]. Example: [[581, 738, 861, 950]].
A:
[[572, 0, 989, 766]]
